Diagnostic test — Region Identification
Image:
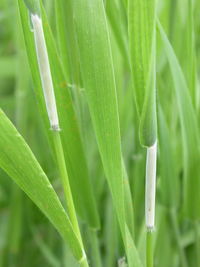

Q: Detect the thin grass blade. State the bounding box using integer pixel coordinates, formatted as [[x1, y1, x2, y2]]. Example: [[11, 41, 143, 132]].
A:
[[18, 0, 100, 229], [158, 21, 200, 220], [128, 0, 157, 147], [70, 0, 142, 265], [0, 109, 83, 261]]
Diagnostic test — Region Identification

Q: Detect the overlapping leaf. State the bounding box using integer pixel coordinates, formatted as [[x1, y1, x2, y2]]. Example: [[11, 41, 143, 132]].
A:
[[158, 22, 200, 220], [128, 0, 157, 147], [18, 0, 99, 229], [0, 109, 83, 261], [70, 0, 142, 265]]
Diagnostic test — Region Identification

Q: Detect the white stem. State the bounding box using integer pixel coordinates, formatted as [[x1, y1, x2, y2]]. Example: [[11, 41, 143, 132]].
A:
[[145, 141, 157, 230], [31, 14, 59, 131]]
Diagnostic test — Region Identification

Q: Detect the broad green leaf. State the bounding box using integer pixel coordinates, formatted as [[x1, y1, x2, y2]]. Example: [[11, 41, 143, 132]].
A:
[[158, 21, 200, 220], [71, 1, 142, 265], [71, 0, 125, 235], [40, 3, 100, 229], [0, 109, 83, 261], [18, 0, 100, 229], [128, 0, 157, 147]]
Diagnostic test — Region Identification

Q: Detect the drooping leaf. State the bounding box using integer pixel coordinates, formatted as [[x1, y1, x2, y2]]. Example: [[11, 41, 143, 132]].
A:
[[0, 109, 83, 261]]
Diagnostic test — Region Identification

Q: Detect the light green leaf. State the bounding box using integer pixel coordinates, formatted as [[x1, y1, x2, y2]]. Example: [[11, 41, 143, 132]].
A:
[[71, 0, 125, 235], [71, 0, 142, 265], [18, 0, 100, 229], [23, 0, 40, 14], [158, 21, 200, 220], [128, 0, 157, 146], [0, 109, 83, 261]]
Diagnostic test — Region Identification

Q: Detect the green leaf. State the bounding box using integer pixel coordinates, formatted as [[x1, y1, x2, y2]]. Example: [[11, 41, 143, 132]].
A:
[[158, 21, 200, 220], [71, 0, 142, 265], [0, 109, 83, 261], [71, 0, 125, 235], [128, 0, 157, 146], [18, 0, 100, 229], [23, 0, 40, 15]]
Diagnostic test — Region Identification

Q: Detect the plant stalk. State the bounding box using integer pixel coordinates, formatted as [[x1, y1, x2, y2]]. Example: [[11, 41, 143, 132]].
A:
[[145, 142, 157, 267], [146, 230, 153, 267], [53, 131, 88, 266]]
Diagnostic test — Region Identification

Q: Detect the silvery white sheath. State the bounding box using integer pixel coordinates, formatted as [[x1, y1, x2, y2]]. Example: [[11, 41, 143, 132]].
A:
[[31, 13, 59, 131], [145, 141, 157, 230]]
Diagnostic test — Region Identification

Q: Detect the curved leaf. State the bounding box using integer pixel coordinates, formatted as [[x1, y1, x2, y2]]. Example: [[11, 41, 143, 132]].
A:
[[0, 109, 83, 261]]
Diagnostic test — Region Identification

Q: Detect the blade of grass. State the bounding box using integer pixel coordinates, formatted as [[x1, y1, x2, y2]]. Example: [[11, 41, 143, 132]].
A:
[[128, 0, 157, 147], [158, 21, 200, 266], [0, 109, 83, 262], [18, 0, 100, 230], [158, 21, 200, 221], [72, 0, 125, 238], [128, 2, 157, 266], [71, 0, 142, 265], [25, 3, 89, 265]]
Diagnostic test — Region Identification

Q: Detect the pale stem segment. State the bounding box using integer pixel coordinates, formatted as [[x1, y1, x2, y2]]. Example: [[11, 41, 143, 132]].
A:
[[31, 13, 59, 130], [145, 141, 157, 230], [145, 141, 157, 267]]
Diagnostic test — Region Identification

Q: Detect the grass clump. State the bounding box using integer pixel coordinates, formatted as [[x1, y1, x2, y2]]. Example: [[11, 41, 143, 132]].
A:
[[0, 0, 200, 266]]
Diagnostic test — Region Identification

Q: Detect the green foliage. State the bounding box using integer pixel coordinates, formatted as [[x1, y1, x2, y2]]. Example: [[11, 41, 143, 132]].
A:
[[128, 0, 157, 147], [18, 0, 99, 229], [158, 21, 200, 220], [23, 0, 40, 15], [0, 0, 200, 266], [0, 109, 83, 261]]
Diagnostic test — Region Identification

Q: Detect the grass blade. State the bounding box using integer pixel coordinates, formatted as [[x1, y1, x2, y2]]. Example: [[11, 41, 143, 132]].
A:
[[71, 0, 142, 265], [71, 0, 125, 235], [0, 109, 83, 261], [18, 0, 100, 229], [158, 21, 200, 220], [128, 0, 157, 147]]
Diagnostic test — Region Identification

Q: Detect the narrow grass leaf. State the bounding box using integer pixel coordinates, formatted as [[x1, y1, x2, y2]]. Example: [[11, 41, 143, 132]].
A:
[[71, 0, 142, 265], [128, 0, 157, 146], [71, 0, 125, 235], [158, 21, 200, 220], [0, 109, 83, 261], [40, 2, 100, 230], [18, 0, 100, 229]]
